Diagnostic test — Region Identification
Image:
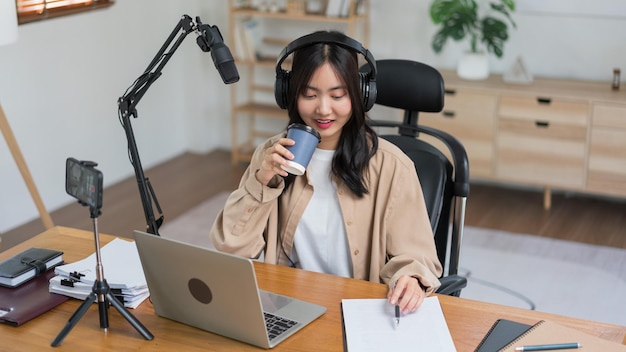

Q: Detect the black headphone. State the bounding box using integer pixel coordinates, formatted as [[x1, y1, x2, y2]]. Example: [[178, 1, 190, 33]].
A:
[[274, 31, 377, 112]]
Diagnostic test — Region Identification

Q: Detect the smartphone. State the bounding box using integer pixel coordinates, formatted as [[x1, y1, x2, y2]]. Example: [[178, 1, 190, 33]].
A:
[[65, 157, 103, 209]]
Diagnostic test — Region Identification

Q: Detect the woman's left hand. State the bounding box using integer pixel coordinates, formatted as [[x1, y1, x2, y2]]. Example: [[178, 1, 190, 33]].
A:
[[387, 275, 426, 314]]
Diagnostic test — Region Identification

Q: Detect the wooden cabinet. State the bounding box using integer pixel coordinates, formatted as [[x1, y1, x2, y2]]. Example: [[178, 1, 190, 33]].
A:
[[425, 70, 626, 208], [496, 95, 589, 188], [228, 0, 369, 165], [422, 89, 498, 178], [588, 103, 626, 196]]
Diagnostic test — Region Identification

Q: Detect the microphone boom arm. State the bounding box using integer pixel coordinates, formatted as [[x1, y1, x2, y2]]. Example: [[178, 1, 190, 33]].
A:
[[119, 16, 196, 118], [117, 15, 213, 236]]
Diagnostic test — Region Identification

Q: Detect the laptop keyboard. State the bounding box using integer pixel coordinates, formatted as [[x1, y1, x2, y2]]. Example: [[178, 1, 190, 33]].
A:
[[264, 312, 298, 341]]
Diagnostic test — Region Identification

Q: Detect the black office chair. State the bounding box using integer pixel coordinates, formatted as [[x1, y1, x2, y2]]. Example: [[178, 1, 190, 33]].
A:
[[364, 59, 469, 296]]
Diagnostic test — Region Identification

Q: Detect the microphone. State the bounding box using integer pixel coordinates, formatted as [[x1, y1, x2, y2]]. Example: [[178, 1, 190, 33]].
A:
[[208, 40, 240, 84], [195, 17, 240, 84]]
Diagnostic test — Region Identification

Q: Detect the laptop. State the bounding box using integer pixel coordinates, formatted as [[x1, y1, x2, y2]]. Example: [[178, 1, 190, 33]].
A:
[[133, 230, 326, 349]]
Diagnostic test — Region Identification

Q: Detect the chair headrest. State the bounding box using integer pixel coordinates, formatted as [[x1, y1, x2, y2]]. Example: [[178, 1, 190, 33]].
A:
[[360, 59, 444, 113]]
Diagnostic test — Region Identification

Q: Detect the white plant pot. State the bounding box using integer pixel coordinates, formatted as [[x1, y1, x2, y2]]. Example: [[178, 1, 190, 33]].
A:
[[457, 52, 489, 80]]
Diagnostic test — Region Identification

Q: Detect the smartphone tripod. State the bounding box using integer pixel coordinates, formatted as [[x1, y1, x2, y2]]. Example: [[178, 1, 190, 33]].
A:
[[51, 205, 153, 347]]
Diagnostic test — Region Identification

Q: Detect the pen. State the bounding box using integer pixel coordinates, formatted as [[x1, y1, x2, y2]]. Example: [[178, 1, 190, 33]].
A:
[[392, 281, 400, 328], [515, 342, 582, 351], [395, 304, 400, 327]]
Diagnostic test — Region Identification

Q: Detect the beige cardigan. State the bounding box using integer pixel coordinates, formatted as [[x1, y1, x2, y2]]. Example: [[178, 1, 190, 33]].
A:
[[210, 135, 442, 293]]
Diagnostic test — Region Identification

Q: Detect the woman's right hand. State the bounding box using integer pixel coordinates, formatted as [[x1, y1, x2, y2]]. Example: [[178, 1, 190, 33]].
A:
[[255, 137, 296, 186]]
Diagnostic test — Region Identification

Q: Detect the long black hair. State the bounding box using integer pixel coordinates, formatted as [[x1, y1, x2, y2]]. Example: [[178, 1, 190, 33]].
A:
[[284, 31, 378, 198]]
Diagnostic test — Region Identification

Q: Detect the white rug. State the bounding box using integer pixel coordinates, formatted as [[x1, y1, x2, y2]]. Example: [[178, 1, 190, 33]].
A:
[[159, 191, 626, 327], [460, 230, 626, 327], [159, 191, 229, 250]]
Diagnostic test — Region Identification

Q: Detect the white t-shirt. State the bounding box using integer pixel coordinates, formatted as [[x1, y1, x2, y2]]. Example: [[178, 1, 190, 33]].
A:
[[291, 148, 353, 278]]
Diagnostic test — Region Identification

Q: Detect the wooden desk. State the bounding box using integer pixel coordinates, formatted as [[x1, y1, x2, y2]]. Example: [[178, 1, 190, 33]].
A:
[[2, 227, 625, 351]]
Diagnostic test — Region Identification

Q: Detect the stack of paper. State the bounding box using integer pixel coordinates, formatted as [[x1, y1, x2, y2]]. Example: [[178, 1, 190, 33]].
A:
[[49, 238, 149, 309]]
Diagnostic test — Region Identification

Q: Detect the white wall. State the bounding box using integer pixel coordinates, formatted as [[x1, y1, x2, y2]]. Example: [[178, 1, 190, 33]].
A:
[[1, 0, 625, 233], [370, 0, 626, 82], [1, 1, 230, 232]]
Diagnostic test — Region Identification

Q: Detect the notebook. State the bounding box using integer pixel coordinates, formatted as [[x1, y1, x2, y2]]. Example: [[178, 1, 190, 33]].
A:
[[0, 268, 68, 326], [133, 230, 327, 349], [0, 247, 63, 287], [499, 320, 626, 352], [474, 319, 532, 352]]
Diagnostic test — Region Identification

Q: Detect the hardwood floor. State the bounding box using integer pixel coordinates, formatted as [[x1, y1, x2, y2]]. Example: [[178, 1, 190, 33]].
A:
[[2, 150, 625, 252], [1, 151, 246, 251], [465, 182, 626, 248]]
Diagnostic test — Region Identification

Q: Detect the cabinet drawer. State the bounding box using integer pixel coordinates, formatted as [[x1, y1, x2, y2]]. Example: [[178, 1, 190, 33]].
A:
[[421, 89, 497, 177], [496, 119, 587, 187], [588, 127, 626, 196], [499, 95, 589, 126], [496, 95, 589, 187], [498, 118, 587, 141], [429, 89, 496, 140], [592, 103, 626, 129]]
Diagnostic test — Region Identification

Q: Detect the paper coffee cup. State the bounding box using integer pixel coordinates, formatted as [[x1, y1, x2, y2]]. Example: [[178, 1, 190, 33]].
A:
[[282, 123, 321, 175]]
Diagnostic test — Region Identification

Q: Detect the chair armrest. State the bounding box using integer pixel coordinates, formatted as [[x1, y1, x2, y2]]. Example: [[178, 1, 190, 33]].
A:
[[435, 274, 467, 297]]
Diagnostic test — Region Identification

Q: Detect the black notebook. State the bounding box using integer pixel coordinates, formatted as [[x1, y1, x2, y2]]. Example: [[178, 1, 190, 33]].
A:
[[475, 319, 532, 352], [0, 247, 63, 288]]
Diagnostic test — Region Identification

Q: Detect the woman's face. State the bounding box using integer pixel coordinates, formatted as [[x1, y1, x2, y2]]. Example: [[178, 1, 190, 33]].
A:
[[297, 62, 352, 150]]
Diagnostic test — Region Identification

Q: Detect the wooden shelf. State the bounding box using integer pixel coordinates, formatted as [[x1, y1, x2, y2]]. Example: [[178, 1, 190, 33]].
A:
[[231, 8, 368, 23], [234, 57, 278, 67], [229, 0, 369, 165], [234, 103, 287, 120]]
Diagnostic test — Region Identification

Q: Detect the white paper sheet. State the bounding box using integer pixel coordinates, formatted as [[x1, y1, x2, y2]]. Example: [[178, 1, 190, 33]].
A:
[[341, 296, 456, 351], [53, 238, 147, 289]]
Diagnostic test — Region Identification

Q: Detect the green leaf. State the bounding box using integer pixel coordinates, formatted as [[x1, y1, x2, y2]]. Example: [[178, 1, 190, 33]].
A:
[[432, 31, 447, 53], [501, 0, 515, 11], [430, 0, 477, 24], [432, 25, 467, 53], [481, 17, 508, 57], [490, 3, 516, 28], [429, 0, 516, 57], [430, 0, 479, 52]]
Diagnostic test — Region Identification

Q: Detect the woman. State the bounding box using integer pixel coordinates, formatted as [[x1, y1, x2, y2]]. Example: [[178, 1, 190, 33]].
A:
[[210, 31, 442, 314]]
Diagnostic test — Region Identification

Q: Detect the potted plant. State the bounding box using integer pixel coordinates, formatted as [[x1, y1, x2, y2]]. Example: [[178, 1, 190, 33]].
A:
[[429, 0, 516, 80]]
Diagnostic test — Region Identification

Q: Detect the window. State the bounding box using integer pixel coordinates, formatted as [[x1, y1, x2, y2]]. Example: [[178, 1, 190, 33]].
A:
[[17, 0, 114, 25]]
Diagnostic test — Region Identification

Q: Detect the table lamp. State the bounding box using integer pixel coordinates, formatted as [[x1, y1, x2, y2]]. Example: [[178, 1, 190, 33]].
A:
[[0, 0, 55, 230]]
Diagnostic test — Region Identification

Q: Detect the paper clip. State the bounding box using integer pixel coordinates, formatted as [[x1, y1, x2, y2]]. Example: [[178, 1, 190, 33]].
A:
[[69, 271, 85, 281], [61, 271, 86, 287], [60, 278, 75, 287]]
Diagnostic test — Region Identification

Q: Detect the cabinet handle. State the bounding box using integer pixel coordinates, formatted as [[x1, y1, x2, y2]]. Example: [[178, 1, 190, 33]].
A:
[[442, 111, 455, 118], [535, 121, 550, 128], [537, 97, 552, 105], [444, 89, 456, 95]]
